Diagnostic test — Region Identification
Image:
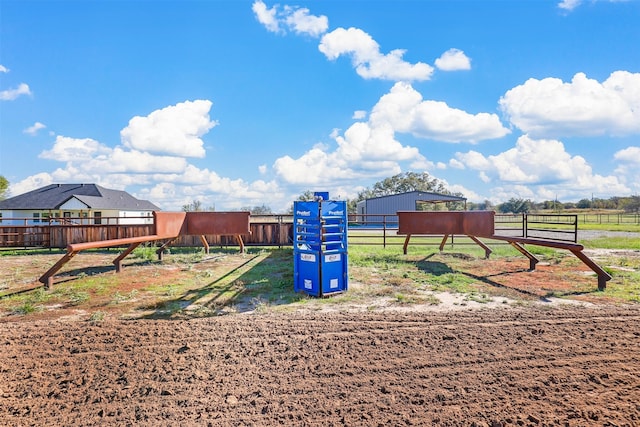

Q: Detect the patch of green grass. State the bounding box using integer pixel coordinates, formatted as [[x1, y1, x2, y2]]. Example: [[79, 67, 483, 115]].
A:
[[0, 248, 67, 257], [578, 223, 640, 233], [465, 292, 492, 304], [88, 311, 106, 322], [110, 290, 138, 304], [3, 236, 638, 319], [1, 286, 52, 311], [68, 290, 90, 305], [393, 292, 440, 305], [12, 301, 44, 315], [131, 245, 159, 261], [582, 237, 640, 250]]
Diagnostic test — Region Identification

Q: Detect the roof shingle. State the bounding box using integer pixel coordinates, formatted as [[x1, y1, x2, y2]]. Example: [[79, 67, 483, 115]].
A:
[[0, 184, 159, 211]]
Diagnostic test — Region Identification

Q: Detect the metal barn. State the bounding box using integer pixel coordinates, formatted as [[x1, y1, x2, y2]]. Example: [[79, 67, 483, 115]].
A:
[[355, 191, 467, 225]]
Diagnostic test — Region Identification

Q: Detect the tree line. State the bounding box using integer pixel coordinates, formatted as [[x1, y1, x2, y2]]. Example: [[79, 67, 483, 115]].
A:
[[473, 196, 640, 214], [2, 174, 638, 214]]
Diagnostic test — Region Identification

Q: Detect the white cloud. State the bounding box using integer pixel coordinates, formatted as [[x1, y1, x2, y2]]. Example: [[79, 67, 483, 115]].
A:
[[23, 122, 46, 136], [252, 0, 280, 33], [454, 150, 491, 170], [373, 82, 510, 143], [435, 48, 471, 71], [319, 27, 434, 82], [0, 83, 31, 101], [14, 98, 293, 211], [271, 81, 511, 187], [444, 182, 483, 202], [139, 167, 285, 211], [253, 1, 328, 37], [0, 65, 8, 73], [335, 121, 421, 163], [274, 148, 354, 185], [87, 148, 189, 174], [613, 146, 640, 192], [39, 135, 189, 175], [410, 157, 435, 171], [500, 71, 640, 138], [284, 5, 328, 37], [614, 146, 640, 164], [40, 136, 112, 162], [352, 110, 367, 120], [120, 99, 216, 158], [558, 0, 582, 11], [448, 159, 465, 169], [254, 3, 432, 81], [455, 135, 630, 200], [272, 123, 413, 186], [457, 136, 587, 183], [558, 0, 627, 12], [8, 173, 54, 198]]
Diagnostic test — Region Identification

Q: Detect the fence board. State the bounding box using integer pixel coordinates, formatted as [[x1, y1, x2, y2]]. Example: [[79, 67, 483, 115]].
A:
[[0, 221, 295, 249]]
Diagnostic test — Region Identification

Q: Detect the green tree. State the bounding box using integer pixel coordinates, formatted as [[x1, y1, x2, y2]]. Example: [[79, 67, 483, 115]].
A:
[[468, 200, 494, 211], [622, 196, 640, 213], [182, 199, 203, 212], [0, 175, 8, 200], [287, 190, 328, 214], [296, 190, 316, 202], [498, 198, 533, 214], [240, 204, 273, 215], [358, 172, 449, 200], [576, 198, 592, 209]]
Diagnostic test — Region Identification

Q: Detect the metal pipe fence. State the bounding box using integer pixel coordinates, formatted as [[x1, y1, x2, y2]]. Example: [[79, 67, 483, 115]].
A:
[[578, 213, 640, 225], [0, 212, 596, 250]]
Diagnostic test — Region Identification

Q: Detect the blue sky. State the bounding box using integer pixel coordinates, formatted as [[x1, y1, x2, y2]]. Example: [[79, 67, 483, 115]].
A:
[[1, 0, 639, 212]]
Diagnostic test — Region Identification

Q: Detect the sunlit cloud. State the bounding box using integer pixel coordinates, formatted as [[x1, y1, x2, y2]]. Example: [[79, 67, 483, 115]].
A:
[[319, 27, 434, 82], [23, 122, 46, 136], [120, 100, 217, 158], [435, 48, 471, 71], [252, 0, 328, 37], [0, 83, 31, 101], [500, 71, 640, 138]]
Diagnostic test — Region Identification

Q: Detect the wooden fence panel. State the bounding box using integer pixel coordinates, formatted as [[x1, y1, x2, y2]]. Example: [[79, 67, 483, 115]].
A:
[[0, 221, 295, 249]]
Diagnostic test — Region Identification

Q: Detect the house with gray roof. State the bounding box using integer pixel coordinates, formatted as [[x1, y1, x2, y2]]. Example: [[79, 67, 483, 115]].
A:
[[0, 184, 159, 225]]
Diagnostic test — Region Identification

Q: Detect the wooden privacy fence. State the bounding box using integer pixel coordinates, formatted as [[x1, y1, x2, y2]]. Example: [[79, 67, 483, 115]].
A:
[[0, 216, 294, 249]]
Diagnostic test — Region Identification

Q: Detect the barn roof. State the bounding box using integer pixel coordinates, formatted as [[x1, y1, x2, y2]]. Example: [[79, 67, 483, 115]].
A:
[[362, 190, 467, 203], [0, 184, 159, 211]]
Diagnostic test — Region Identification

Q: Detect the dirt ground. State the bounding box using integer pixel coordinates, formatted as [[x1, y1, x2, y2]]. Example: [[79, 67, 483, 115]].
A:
[[0, 306, 638, 426], [1, 246, 639, 426]]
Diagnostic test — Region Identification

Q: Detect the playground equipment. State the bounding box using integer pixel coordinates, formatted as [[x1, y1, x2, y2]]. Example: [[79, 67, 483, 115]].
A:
[[397, 210, 611, 291], [293, 193, 348, 297], [39, 211, 251, 288]]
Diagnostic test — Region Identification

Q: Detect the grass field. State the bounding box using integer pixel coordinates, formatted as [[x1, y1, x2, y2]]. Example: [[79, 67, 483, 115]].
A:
[[1, 222, 638, 321]]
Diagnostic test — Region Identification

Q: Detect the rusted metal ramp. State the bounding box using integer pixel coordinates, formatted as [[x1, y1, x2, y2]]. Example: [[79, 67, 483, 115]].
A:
[[39, 211, 251, 289], [397, 211, 611, 291]]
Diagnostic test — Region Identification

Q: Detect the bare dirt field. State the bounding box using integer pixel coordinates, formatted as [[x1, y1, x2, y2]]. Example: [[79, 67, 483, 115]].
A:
[[1, 306, 639, 426], [1, 246, 639, 426]]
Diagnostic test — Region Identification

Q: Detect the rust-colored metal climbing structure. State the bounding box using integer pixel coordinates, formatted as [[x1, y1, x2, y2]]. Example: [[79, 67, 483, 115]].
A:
[[39, 211, 251, 288], [397, 211, 611, 291]]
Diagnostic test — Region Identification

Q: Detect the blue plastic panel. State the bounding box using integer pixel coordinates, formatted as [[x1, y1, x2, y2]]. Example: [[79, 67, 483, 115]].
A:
[[321, 251, 348, 294], [294, 249, 321, 296], [293, 198, 348, 297]]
